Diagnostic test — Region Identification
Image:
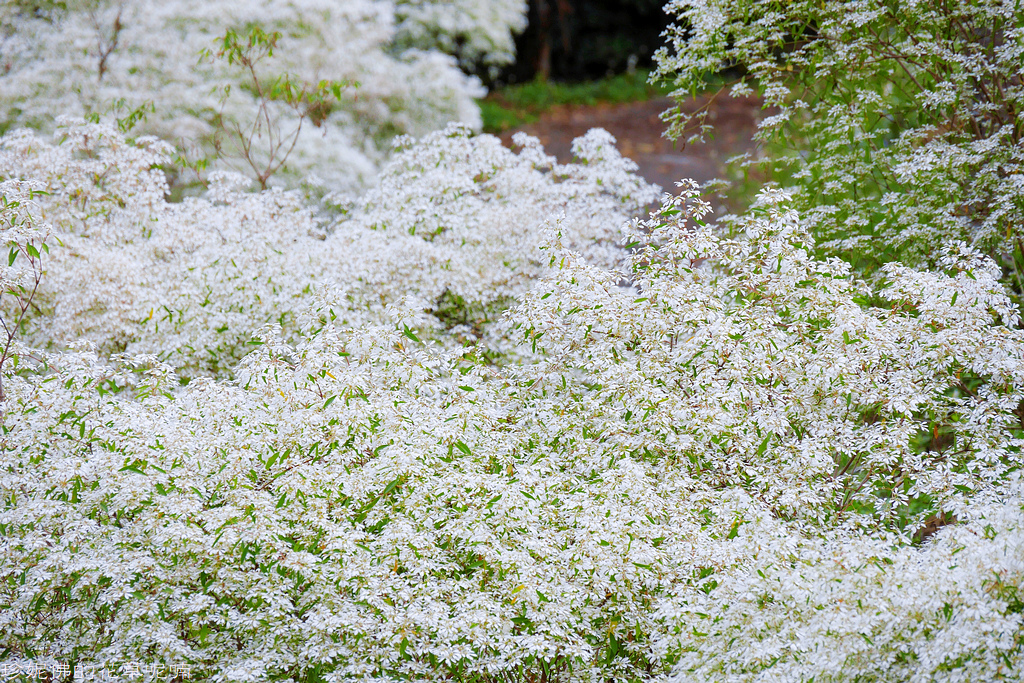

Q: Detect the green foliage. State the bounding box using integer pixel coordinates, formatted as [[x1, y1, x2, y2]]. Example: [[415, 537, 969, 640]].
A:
[[477, 99, 538, 135], [199, 25, 355, 189], [2, 0, 67, 21], [656, 0, 1024, 295]]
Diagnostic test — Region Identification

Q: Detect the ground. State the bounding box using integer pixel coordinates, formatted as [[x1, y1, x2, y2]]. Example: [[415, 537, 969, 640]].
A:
[[499, 93, 766, 198]]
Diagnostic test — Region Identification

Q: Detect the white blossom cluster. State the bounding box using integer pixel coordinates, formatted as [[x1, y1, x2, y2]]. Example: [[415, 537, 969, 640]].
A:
[[392, 0, 527, 73], [0, 0, 528, 192], [653, 0, 1024, 284], [0, 119, 658, 377], [333, 125, 661, 351], [2, 130, 1023, 682]]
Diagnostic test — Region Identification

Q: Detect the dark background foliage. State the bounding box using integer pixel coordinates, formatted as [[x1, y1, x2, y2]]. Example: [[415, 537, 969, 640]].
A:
[[494, 0, 671, 84]]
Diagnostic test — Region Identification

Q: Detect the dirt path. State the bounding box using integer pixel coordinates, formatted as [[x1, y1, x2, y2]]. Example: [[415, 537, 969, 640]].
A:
[[500, 93, 765, 197]]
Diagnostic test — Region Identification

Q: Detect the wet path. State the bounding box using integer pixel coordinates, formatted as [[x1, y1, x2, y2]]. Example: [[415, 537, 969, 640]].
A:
[[500, 93, 765, 199]]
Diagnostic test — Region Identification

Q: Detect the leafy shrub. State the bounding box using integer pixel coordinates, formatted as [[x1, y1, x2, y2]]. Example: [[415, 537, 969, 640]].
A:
[[654, 0, 1024, 288]]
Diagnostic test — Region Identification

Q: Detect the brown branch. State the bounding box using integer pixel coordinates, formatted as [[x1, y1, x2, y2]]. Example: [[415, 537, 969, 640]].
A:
[[94, 8, 124, 82]]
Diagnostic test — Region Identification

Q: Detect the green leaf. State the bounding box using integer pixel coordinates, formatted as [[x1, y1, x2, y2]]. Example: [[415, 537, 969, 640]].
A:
[[402, 325, 421, 343], [511, 616, 533, 629], [381, 477, 402, 497]]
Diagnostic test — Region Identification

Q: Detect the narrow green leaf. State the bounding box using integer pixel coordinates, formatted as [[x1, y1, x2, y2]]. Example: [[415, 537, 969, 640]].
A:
[[402, 325, 421, 343], [382, 477, 402, 497]]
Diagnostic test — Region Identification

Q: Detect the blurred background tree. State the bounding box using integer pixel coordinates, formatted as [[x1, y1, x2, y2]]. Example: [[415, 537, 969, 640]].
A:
[[496, 0, 671, 84]]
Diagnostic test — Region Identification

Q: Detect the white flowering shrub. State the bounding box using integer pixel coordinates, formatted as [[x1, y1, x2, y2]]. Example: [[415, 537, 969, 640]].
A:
[[653, 0, 1024, 286], [513, 184, 1024, 680], [330, 124, 661, 349], [0, 119, 320, 377], [0, 0, 529, 192], [2, 176, 1022, 681], [0, 120, 658, 376], [393, 0, 527, 73], [657, 491, 1024, 682]]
